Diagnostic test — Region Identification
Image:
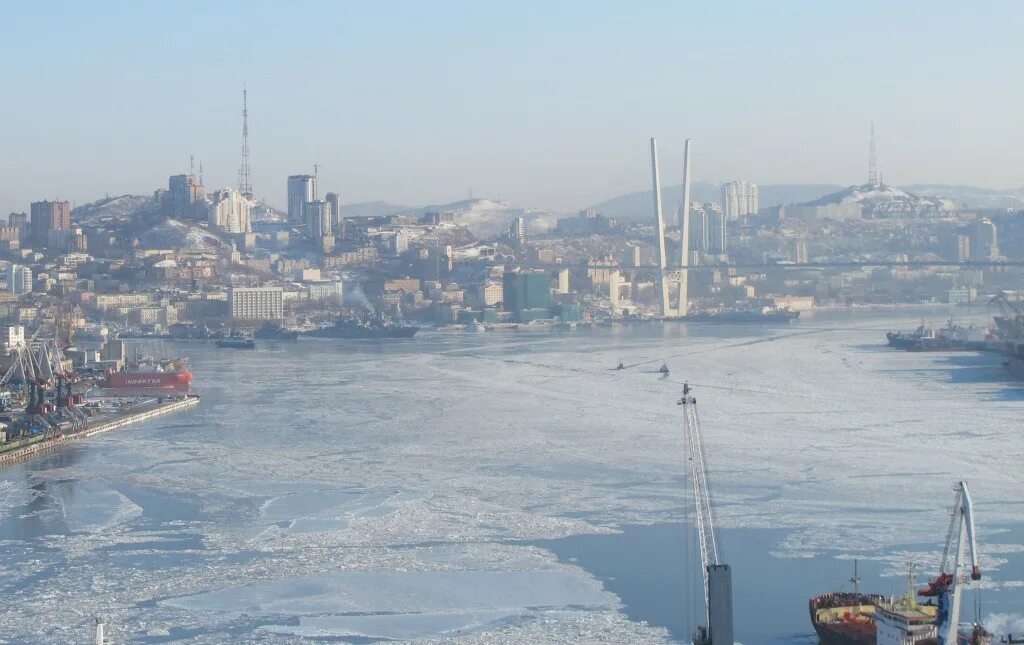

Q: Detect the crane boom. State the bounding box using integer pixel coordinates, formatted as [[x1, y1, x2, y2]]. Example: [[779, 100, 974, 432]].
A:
[[679, 383, 731, 644]]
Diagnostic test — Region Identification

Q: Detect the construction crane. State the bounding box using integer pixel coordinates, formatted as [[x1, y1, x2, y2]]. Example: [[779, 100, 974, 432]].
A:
[[679, 383, 733, 645], [919, 481, 982, 645]]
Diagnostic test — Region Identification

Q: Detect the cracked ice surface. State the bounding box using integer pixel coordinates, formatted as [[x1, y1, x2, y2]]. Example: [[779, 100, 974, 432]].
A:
[[0, 308, 1021, 642]]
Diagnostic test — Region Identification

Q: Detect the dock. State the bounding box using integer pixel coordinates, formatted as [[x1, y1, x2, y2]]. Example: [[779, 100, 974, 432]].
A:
[[0, 394, 201, 467]]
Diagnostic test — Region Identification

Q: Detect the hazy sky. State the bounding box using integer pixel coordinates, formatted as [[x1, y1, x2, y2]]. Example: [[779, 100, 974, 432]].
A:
[[2, 1, 1022, 215]]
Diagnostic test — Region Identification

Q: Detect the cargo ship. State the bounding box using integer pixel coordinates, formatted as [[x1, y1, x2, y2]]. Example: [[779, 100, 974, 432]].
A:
[[886, 320, 992, 352], [100, 358, 192, 391], [303, 315, 418, 339], [667, 307, 799, 323], [810, 483, 990, 645], [809, 591, 884, 644]]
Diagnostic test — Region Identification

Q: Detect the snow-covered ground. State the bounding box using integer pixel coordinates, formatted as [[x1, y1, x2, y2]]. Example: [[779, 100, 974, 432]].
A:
[[0, 309, 1021, 642]]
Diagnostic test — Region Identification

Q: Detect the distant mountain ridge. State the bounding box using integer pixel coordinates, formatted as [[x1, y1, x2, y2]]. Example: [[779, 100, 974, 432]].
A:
[[588, 183, 845, 221], [589, 182, 1024, 220]]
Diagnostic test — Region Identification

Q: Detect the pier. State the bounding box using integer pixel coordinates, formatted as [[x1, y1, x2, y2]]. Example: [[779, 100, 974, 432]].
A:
[[0, 394, 201, 467]]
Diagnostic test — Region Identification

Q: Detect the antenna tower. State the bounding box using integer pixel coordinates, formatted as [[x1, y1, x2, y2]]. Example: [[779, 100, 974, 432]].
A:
[[239, 86, 253, 198], [868, 122, 879, 187]]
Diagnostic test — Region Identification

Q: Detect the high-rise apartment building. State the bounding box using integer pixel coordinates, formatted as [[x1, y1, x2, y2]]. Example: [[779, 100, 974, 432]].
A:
[[207, 189, 252, 233], [325, 192, 344, 237], [8, 264, 32, 294], [30, 200, 72, 245], [305, 200, 332, 238], [971, 218, 998, 261], [287, 175, 317, 223], [509, 216, 526, 241], [688, 203, 709, 252], [792, 238, 809, 264], [164, 174, 205, 220], [721, 180, 758, 220], [228, 286, 283, 320], [706, 203, 727, 253]]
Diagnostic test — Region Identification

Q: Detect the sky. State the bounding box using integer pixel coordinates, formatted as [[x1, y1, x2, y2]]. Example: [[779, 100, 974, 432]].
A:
[[1, 1, 1023, 215]]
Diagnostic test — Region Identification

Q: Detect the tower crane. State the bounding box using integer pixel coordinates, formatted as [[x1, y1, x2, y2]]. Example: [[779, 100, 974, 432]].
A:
[[918, 481, 982, 645], [679, 383, 733, 645]]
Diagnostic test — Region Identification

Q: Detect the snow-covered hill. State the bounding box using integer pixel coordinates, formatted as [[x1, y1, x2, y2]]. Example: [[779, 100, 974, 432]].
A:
[[137, 219, 224, 250], [395, 198, 559, 239], [72, 194, 156, 222], [802, 183, 956, 217]]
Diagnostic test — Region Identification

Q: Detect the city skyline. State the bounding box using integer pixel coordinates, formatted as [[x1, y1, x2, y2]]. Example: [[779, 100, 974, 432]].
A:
[[2, 1, 1023, 216]]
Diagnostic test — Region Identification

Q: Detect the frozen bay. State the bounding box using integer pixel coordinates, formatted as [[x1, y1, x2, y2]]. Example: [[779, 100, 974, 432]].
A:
[[0, 307, 1022, 643]]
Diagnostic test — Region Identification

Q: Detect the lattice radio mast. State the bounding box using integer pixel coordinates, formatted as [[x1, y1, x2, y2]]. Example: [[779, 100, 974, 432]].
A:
[[239, 86, 253, 198]]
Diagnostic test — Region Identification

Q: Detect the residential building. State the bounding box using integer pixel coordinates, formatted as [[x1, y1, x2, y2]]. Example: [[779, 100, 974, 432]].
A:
[[792, 239, 809, 264], [287, 175, 317, 223], [721, 180, 758, 220], [688, 203, 709, 252], [30, 200, 72, 244], [164, 174, 205, 219], [7, 264, 32, 295], [207, 189, 252, 233], [971, 218, 998, 261], [229, 286, 284, 320], [947, 234, 971, 262], [706, 203, 727, 254], [307, 280, 343, 301], [325, 192, 344, 237], [0, 325, 25, 352], [305, 200, 332, 238], [482, 282, 503, 306], [509, 216, 526, 242]]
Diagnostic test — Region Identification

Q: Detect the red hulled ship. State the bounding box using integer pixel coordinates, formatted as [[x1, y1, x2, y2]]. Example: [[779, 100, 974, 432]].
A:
[[100, 358, 192, 391]]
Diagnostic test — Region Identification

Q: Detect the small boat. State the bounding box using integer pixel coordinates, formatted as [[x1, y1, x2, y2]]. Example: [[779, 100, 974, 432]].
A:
[[616, 361, 625, 370], [215, 335, 255, 349], [659, 363, 670, 375]]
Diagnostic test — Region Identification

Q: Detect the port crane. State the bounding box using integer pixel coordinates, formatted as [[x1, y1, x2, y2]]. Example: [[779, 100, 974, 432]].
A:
[[678, 383, 732, 645], [919, 481, 982, 645]]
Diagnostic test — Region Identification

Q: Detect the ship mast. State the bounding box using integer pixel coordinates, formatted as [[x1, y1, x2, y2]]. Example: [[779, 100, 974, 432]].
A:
[[679, 383, 733, 645]]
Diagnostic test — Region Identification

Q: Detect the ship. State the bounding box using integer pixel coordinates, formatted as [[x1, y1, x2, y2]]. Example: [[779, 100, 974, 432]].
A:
[[100, 358, 192, 391], [303, 314, 418, 339], [810, 484, 991, 645], [892, 320, 993, 352], [809, 591, 885, 644], [215, 336, 255, 349], [667, 307, 800, 323], [253, 323, 299, 340]]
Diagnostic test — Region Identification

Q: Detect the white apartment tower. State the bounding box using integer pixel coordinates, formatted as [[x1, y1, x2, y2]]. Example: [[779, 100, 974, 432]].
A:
[[208, 189, 252, 233], [721, 180, 759, 220], [8, 264, 32, 295]]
